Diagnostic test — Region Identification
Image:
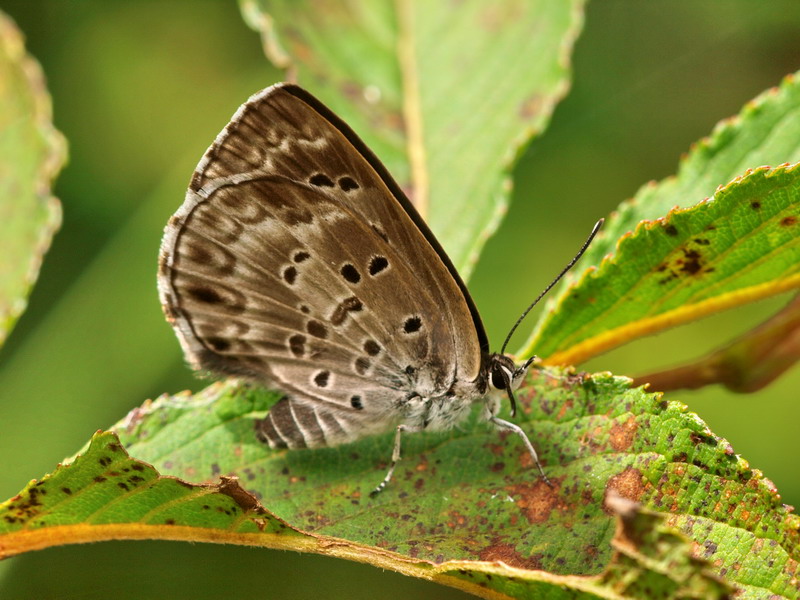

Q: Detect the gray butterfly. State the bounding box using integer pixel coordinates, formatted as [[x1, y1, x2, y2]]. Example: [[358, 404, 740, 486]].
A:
[[158, 83, 599, 495]]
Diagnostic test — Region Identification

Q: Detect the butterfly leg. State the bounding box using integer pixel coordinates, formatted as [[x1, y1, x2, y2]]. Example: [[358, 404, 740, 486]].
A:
[[369, 424, 407, 498], [490, 417, 552, 487]]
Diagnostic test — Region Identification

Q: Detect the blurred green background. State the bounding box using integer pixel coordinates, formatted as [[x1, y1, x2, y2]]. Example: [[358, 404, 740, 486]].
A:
[[1, 1, 799, 598]]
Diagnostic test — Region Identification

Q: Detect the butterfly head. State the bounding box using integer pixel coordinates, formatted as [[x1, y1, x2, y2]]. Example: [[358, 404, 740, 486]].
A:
[[487, 354, 536, 418]]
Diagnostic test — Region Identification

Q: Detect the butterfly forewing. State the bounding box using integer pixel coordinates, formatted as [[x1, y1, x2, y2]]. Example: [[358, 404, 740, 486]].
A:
[[158, 84, 485, 447]]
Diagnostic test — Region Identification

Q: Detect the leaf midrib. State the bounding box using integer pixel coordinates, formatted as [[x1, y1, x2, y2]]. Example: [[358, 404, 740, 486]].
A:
[[395, 0, 428, 219]]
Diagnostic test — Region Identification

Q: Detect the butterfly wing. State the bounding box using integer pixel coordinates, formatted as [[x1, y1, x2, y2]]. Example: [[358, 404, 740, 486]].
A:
[[158, 84, 487, 447]]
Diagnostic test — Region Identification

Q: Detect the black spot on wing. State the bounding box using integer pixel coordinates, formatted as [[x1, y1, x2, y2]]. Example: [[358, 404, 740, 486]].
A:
[[307, 320, 328, 339], [313, 371, 330, 388], [354, 357, 370, 375], [403, 316, 422, 333], [340, 263, 361, 284], [288, 334, 306, 357], [339, 176, 359, 191], [309, 173, 335, 187], [330, 296, 363, 326], [369, 256, 388, 275], [188, 286, 222, 304], [363, 340, 380, 356], [283, 266, 298, 284], [207, 337, 231, 352]]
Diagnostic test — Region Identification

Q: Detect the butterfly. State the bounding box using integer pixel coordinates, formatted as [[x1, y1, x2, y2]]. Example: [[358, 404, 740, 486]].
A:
[[158, 83, 601, 496]]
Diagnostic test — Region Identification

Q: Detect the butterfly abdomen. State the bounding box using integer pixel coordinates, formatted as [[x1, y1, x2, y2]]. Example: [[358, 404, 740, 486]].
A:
[[255, 397, 357, 449]]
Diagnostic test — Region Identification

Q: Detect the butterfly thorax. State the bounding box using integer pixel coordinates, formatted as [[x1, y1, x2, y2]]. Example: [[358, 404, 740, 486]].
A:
[[397, 374, 486, 433], [398, 352, 531, 433]]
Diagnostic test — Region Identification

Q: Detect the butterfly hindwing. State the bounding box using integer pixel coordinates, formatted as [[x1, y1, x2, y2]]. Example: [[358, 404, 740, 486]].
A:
[[158, 84, 485, 446]]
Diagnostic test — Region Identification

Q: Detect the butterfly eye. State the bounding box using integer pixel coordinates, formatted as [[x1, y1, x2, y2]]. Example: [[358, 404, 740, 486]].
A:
[[491, 362, 515, 390], [490, 366, 507, 390]]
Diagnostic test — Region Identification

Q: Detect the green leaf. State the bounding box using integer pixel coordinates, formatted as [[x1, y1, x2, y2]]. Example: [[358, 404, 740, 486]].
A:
[[240, 0, 585, 277], [4, 369, 797, 597], [0, 11, 65, 347], [526, 163, 800, 364], [598, 494, 733, 599], [525, 71, 800, 363], [0, 431, 311, 555]]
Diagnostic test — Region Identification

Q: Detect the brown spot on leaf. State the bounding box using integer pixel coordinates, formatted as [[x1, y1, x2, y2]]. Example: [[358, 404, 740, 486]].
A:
[[605, 467, 646, 506], [679, 248, 703, 275], [505, 480, 560, 524], [658, 271, 678, 285], [479, 542, 542, 570], [518, 93, 544, 119], [781, 216, 797, 227], [609, 416, 638, 452], [446, 510, 468, 529], [703, 540, 719, 558], [556, 398, 574, 420], [663, 224, 678, 236], [486, 443, 504, 456]]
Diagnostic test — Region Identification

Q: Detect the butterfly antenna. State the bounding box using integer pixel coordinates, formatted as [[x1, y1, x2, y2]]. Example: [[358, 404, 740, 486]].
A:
[[500, 218, 604, 355]]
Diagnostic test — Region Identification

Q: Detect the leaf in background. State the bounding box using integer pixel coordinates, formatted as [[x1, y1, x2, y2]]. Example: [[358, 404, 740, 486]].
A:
[[3, 370, 796, 597], [527, 163, 800, 364], [0, 11, 65, 347], [240, 0, 585, 277], [525, 72, 800, 363]]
